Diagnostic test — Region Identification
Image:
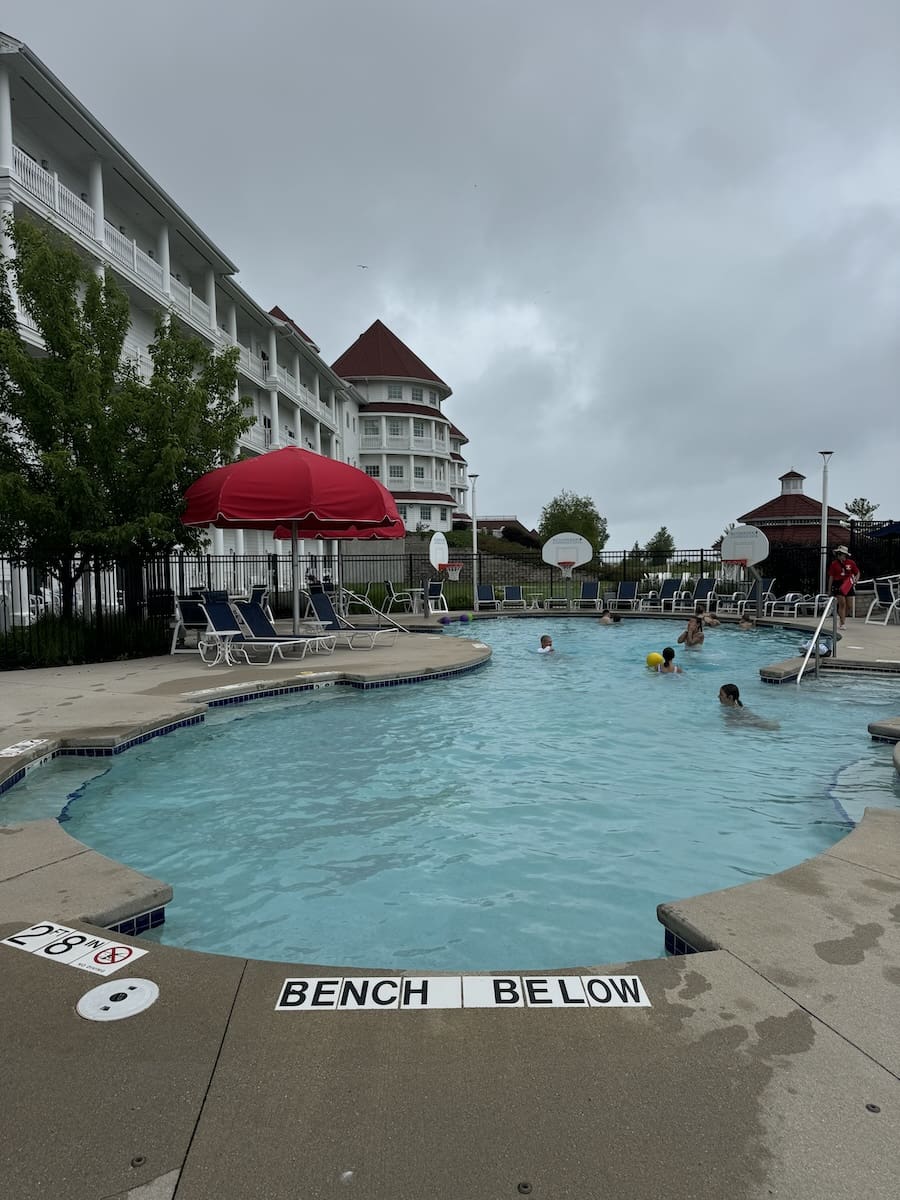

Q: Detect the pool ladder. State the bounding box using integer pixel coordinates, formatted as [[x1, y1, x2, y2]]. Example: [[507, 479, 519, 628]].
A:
[[796, 596, 838, 685]]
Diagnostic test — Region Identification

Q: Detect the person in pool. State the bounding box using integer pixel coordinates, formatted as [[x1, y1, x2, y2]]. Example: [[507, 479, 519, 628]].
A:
[[657, 646, 682, 674], [598, 609, 622, 624], [696, 603, 720, 627], [538, 634, 555, 653], [718, 683, 780, 729], [677, 616, 705, 647], [738, 613, 756, 630]]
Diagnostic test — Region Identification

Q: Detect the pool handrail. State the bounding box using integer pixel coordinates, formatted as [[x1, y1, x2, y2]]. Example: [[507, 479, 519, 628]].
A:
[[796, 595, 837, 685]]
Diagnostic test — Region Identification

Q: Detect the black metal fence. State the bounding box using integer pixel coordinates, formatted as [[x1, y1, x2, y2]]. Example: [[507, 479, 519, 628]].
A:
[[3, 534, 898, 669]]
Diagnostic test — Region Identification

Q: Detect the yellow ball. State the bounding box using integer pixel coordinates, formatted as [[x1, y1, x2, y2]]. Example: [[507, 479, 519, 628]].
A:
[[646, 652, 664, 670]]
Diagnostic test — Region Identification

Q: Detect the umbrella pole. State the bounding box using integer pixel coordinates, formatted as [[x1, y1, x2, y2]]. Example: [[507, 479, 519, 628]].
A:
[[291, 522, 300, 635]]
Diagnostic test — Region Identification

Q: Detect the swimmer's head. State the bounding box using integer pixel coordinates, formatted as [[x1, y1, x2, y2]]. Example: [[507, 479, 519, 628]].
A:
[[540, 634, 553, 649], [719, 683, 742, 707]]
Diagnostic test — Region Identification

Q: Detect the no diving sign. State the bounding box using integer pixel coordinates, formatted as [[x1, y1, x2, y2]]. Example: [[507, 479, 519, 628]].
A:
[[275, 974, 650, 1011], [2, 921, 148, 976]]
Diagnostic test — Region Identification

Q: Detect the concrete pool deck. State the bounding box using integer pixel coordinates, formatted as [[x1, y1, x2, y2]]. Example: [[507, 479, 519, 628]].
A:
[[1, 619, 899, 1197]]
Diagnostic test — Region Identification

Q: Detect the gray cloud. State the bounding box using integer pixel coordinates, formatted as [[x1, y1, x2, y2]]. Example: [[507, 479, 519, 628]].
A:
[[5, 0, 899, 545]]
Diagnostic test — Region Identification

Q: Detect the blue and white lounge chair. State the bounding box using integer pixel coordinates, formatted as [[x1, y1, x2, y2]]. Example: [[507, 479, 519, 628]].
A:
[[610, 581, 639, 611], [234, 595, 337, 654], [171, 596, 208, 654], [640, 579, 681, 612], [305, 590, 400, 648], [865, 578, 900, 625], [574, 580, 601, 610], [502, 585, 526, 609], [476, 585, 500, 610], [672, 578, 714, 613], [200, 596, 334, 666], [425, 581, 449, 614], [716, 578, 775, 616]]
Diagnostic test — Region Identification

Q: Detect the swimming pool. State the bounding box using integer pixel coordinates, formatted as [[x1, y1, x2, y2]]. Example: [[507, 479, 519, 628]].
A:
[[4, 618, 899, 969]]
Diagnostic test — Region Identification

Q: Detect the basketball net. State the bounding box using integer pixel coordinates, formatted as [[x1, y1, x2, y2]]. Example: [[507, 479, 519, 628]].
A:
[[558, 560, 575, 579]]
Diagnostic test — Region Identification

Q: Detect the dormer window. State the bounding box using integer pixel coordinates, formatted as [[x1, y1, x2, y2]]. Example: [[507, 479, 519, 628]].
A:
[[411, 386, 423, 403], [387, 383, 402, 401]]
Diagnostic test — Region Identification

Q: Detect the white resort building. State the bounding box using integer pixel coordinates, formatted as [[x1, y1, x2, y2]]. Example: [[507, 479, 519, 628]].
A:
[[0, 31, 471, 553]]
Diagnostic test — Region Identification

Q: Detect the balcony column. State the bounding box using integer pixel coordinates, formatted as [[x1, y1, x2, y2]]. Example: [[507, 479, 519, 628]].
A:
[[294, 408, 302, 446], [205, 268, 217, 330], [0, 66, 12, 176], [269, 390, 280, 448], [381, 452, 388, 485], [85, 159, 105, 244], [293, 350, 301, 394], [157, 222, 171, 294], [268, 328, 278, 382], [211, 527, 225, 555], [409, 451, 414, 492], [227, 301, 237, 341], [234, 529, 245, 555], [313, 420, 321, 453], [313, 372, 320, 407]]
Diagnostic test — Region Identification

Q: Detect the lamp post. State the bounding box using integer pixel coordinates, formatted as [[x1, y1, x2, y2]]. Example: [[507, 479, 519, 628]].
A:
[[469, 473, 479, 610], [819, 450, 833, 596]]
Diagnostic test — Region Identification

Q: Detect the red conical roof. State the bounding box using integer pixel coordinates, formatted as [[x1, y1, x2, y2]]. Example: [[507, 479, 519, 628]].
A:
[[332, 319, 448, 390]]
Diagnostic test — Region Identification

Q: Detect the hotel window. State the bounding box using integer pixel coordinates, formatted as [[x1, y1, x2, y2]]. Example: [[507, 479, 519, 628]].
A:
[[411, 386, 423, 403], [413, 419, 426, 437], [388, 419, 402, 437], [389, 465, 404, 479], [419, 505, 432, 522], [429, 390, 438, 405], [440, 507, 448, 521], [435, 465, 444, 480], [435, 426, 446, 441], [414, 466, 425, 480], [387, 383, 402, 400], [397, 504, 407, 519], [365, 465, 380, 478], [363, 419, 379, 435]]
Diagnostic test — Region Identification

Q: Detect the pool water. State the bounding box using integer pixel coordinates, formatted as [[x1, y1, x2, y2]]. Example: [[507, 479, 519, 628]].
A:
[[4, 618, 899, 970]]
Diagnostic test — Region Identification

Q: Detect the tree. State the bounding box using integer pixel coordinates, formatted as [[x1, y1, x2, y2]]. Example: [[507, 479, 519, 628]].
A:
[[537, 489, 608, 551], [0, 218, 250, 615], [845, 497, 879, 521], [644, 526, 675, 560]]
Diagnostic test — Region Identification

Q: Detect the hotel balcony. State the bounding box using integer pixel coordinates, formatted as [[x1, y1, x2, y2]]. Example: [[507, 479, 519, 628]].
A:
[[360, 434, 450, 453]]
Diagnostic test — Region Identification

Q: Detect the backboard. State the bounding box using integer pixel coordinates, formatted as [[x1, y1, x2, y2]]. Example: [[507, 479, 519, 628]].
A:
[[429, 531, 449, 571], [542, 532, 594, 569], [720, 526, 769, 567]]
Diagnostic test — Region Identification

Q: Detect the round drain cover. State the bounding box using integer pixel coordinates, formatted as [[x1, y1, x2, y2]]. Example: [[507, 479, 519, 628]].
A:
[[77, 978, 159, 1022]]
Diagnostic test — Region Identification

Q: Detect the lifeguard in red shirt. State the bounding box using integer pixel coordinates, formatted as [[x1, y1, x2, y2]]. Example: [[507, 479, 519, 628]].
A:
[[827, 545, 860, 630]]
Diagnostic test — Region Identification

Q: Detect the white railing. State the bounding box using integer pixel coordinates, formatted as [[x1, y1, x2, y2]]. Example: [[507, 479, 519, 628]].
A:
[[57, 183, 95, 237], [15, 300, 41, 335], [13, 147, 98, 238], [135, 245, 164, 290], [386, 436, 411, 449], [217, 327, 234, 345], [281, 425, 297, 443], [240, 423, 271, 451], [246, 350, 266, 381], [13, 146, 54, 207], [277, 365, 298, 395], [104, 220, 133, 266], [411, 478, 435, 492], [190, 293, 210, 326], [413, 437, 435, 451], [170, 276, 190, 312], [360, 435, 383, 449], [121, 338, 154, 380]]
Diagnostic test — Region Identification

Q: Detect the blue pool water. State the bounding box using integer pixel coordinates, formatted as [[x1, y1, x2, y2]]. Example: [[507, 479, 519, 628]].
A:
[[4, 618, 899, 969]]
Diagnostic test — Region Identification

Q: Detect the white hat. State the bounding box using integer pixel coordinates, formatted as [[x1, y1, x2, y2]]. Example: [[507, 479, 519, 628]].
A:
[[834, 545, 850, 554]]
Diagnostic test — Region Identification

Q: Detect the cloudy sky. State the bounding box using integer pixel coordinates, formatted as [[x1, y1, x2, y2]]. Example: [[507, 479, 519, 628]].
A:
[[6, 1, 899, 546]]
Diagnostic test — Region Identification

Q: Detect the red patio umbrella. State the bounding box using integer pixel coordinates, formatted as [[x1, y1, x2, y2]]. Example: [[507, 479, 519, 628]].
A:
[[182, 447, 404, 631]]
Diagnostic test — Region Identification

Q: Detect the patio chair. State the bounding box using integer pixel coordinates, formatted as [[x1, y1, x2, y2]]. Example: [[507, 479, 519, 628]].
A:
[[763, 592, 807, 618], [382, 580, 414, 614], [574, 580, 601, 610], [502, 585, 526, 609], [234, 594, 338, 654], [171, 597, 208, 654], [200, 596, 335, 666], [640, 579, 681, 613], [476, 584, 500, 610], [425, 581, 449, 614], [864, 578, 900, 626], [609, 581, 639, 611], [671, 578, 714, 613], [304, 590, 400, 648], [716, 578, 775, 616]]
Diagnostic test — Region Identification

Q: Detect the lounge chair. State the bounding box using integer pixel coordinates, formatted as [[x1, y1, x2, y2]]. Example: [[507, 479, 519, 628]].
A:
[[199, 596, 335, 666], [640, 579, 681, 613], [672, 578, 714, 613], [574, 581, 601, 610], [382, 580, 414, 613], [716, 578, 775, 616], [304, 590, 400, 648], [425, 581, 449, 614], [610, 581, 639, 611], [171, 596, 209, 654], [502, 585, 526, 609], [476, 584, 500, 610], [763, 592, 809, 618], [234, 595, 338, 654], [864, 578, 900, 625]]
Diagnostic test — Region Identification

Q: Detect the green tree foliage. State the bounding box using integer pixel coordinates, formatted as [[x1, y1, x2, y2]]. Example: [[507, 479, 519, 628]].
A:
[[643, 526, 676, 560], [0, 219, 250, 611], [537, 489, 609, 551], [845, 497, 879, 521]]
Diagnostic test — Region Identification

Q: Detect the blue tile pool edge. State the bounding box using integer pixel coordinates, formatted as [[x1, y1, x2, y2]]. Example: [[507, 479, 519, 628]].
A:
[[0, 657, 490, 793]]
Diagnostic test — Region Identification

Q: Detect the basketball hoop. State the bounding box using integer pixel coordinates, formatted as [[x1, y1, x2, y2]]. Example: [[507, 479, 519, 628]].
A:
[[443, 562, 463, 580], [723, 559, 748, 569], [558, 560, 576, 579]]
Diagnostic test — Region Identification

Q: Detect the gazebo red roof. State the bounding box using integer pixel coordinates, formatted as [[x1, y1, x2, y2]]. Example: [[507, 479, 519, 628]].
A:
[[332, 320, 448, 390], [739, 495, 848, 523]]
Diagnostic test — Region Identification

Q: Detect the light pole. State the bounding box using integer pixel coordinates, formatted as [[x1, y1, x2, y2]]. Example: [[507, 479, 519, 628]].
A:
[[469, 473, 479, 611], [819, 450, 833, 596]]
